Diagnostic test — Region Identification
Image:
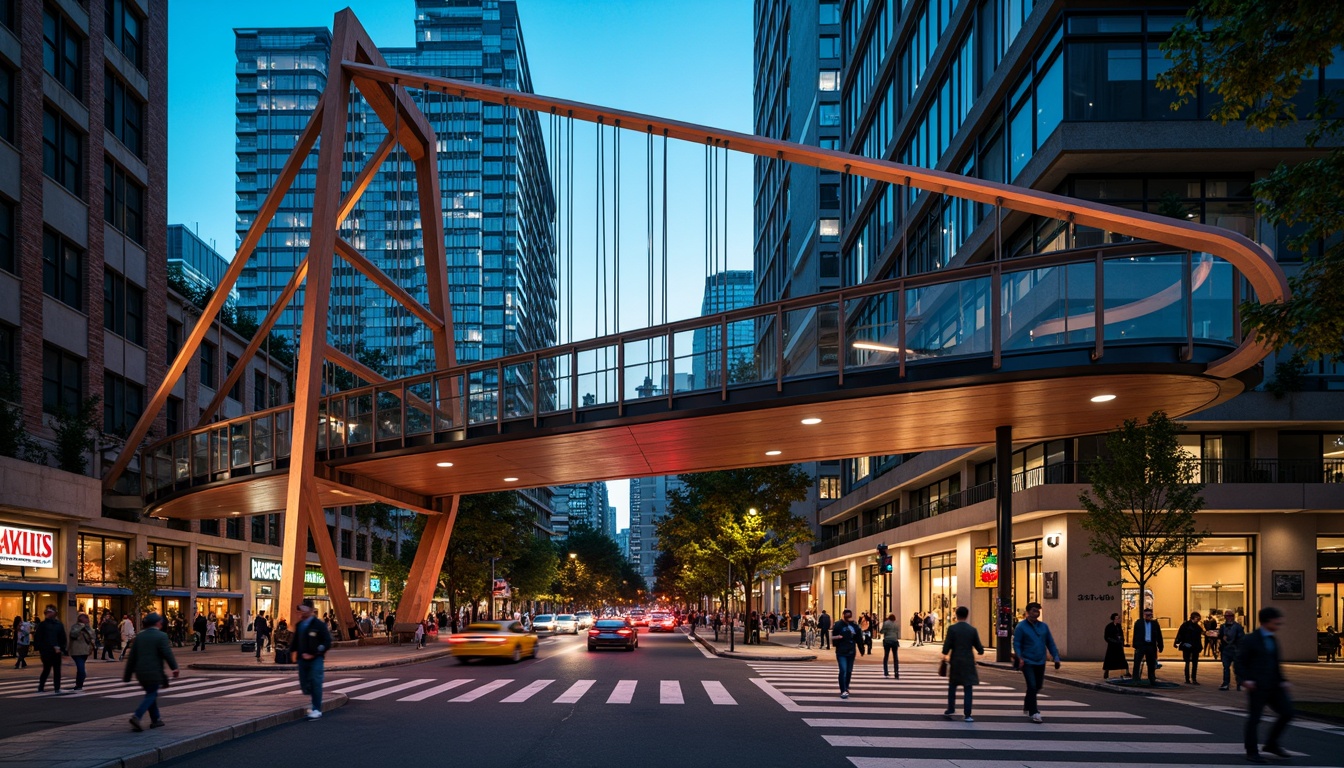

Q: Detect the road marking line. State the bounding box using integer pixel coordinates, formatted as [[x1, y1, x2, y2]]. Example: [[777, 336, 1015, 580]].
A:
[[702, 680, 736, 705], [351, 678, 437, 701], [845, 761, 1336, 768], [660, 680, 683, 704], [161, 679, 283, 698], [223, 678, 316, 697], [554, 679, 594, 704], [824, 736, 1302, 755], [802, 719, 1204, 734], [450, 679, 514, 702], [102, 677, 245, 699], [750, 677, 801, 712], [606, 680, 637, 704], [322, 678, 398, 696], [789, 705, 1139, 718], [687, 634, 718, 658], [501, 679, 555, 703], [395, 679, 473, 702]]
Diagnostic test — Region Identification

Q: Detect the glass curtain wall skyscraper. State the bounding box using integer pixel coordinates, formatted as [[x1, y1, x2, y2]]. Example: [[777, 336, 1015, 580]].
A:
[[691, 269, 755, 388]]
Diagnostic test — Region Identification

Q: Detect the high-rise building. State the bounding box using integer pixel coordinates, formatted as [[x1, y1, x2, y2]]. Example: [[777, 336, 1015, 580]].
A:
[[167, 225, 236, 301], [691, 269, 755, 388], [628, 474, 685, 589], [550, 482, 609, 539], [753, 0, 1344, 659]]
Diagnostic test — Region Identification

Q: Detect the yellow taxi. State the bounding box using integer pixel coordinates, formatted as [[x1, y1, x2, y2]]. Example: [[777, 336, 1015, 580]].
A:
[[447, 620, 539, 663]]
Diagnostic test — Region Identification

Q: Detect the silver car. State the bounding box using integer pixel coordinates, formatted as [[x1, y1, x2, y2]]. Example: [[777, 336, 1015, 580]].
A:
[[532, 614, 558, 633], [555, 614, 579, 634], [574, 611, 594, 629]]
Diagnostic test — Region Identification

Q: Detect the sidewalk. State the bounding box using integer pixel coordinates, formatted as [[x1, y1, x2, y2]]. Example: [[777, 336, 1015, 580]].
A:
[[186, 641, 454, 672], [0, 691, 347, 768], [686, 626, 817, 661]]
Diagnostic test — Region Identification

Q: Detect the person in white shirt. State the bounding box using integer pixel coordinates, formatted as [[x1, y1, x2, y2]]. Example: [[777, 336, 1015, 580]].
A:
[[119, 614, 136, 660]]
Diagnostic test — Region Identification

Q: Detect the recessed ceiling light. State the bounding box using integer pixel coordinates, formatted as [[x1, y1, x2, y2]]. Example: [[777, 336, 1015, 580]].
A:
[[852, 341, 902, 353], [801, 417, 822, 425], [436, 461, 454, 468], [765, 450, 782, 456], [1090, 394, 1117, 403], [503, 477, 519, 482]]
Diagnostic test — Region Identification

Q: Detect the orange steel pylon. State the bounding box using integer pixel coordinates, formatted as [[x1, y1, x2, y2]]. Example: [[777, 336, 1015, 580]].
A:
[[103, 10, 459, 635]]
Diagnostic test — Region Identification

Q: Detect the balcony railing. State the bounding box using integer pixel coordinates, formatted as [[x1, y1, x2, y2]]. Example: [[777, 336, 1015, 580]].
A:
[[809, 458, 1344, 554]]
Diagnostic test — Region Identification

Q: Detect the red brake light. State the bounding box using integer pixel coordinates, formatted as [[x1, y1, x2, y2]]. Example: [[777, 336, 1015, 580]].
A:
[[588, 629, 600, 636], [617, 629, 632, 635]]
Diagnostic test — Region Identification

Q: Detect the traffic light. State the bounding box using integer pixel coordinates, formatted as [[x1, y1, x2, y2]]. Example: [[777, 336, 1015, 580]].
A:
[[876, 544, 892, 573]]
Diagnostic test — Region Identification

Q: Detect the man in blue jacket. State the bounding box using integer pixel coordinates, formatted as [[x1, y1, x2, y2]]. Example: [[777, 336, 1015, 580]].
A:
[[1011, 602, 1060, 723], [292, 599, 334, 720]]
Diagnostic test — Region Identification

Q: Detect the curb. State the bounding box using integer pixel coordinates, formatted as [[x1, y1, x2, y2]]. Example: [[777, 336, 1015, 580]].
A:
[[689, 631, 817, 662], [188, 647, 454, 672]]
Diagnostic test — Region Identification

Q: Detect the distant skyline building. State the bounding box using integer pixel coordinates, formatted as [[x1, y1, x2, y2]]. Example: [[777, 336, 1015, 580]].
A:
[[550, 482, 611, 540], [167, 225, 237, 302], [628, 475, 685, 588], [691, 269, 754, 388]]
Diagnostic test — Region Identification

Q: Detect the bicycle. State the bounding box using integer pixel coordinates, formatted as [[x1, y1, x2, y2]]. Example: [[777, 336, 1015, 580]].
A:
[[803, 626, 817, 649]]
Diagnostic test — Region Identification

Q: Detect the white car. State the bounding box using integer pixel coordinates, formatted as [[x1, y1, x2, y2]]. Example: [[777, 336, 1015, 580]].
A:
[[532, 614, 558, 633], [574, 611, 594, 629], [555, 614, 579, 634]]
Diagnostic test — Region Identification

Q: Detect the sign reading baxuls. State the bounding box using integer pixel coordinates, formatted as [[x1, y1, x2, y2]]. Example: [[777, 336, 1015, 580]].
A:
[[0, 525, 55, 568], [250, 558, 282, 581]]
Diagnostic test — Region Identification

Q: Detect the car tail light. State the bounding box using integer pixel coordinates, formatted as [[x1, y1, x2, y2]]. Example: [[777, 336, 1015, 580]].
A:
[[588, 629, 601, 636], [447, 636, 469, 643], [617, 629, 632, 635]]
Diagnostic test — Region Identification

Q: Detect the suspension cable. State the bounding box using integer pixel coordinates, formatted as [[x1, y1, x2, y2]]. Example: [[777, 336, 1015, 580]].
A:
[[662, 131, 667, 326], [613, 121, 620, 335]]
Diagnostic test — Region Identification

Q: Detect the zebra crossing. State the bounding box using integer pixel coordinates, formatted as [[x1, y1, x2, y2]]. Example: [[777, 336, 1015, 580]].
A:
[[0, 673, 742, 707], [746, 663, 1333, 767]]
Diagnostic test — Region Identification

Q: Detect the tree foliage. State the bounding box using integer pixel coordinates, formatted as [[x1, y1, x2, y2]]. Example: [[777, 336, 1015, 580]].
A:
[[54, 396, 101, 474], [419, 492, 535, 622], [1079, 412, 1207, 610], [118, 557, 160, 617], [1159, 2, 1344, 361], [658, 466, 812, 613], [554, 524, 644, 608], [505, 533, 559, 604], [373, 549, 412, 611]]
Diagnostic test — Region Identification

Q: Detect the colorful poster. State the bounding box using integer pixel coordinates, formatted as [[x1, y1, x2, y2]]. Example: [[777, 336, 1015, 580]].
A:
[[973, 547, 998, 588]]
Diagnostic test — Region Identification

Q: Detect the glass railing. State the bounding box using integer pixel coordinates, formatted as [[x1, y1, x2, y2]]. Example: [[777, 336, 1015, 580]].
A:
[[141, 243, 1246, 501]]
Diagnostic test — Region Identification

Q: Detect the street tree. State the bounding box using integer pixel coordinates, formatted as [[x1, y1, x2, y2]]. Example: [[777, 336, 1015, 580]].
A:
[[373, 549, 412, 615], [118, 557, 160, 618], [505, 533, 559, 612], [1159, 2, 1344, 361], [554, 524, 629, 609], [1079, 412, 1207, 640], [659, 466, 812, 619], [431, 492, 535, 624]]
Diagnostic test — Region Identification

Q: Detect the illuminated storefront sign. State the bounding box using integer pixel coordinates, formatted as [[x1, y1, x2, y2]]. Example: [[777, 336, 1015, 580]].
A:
[[304, 569, 326, 585], [973, 547, 998, 589], [0, 525, 55, 568], [250, 558, 282, 581], [370, 577, 381, 593]]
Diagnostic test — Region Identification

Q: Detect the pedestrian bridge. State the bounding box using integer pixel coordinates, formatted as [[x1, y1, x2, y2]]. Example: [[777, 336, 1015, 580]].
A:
[[102, 9, 1286, 634]]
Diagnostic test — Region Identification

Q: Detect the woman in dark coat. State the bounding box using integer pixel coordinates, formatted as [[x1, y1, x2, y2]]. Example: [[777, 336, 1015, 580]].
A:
[[1103, 612, 1129, 681], [940, 606, 984, 721], [1175, 611, 1205, 684]]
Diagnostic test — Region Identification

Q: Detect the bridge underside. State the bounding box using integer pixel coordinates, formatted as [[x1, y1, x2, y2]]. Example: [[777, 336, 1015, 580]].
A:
[[147, 368, 1241, 520]]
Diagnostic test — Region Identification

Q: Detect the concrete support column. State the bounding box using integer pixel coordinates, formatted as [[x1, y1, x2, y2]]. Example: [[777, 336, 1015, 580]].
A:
[[1259, 513, 1317, 661], [60, 520, 80, 626]]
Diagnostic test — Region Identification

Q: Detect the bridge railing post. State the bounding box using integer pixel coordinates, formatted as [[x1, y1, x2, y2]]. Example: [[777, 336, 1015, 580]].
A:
[[1093, 251, 1105, 361]]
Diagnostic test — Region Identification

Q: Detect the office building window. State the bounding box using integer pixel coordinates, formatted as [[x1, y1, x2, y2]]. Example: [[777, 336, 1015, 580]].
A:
[[356, 534, 368, 561], [819, 1, 840, 25], [819, 218, 840, 238], [105, 0, 144, 70], [225, 354, 240, 401], [78, 534, 127, 584], [42, 108, 83, 196], [42, 230, 83, 309], [166, 319, 182, 364], [819, 70, 840, 91], [341, 529, 352, 559], [103, 269, 145, 345], [42, 345, 82, 415], [818, 103, 840, 126], [42, 4, 82, 97], [199, 519, 219, 536], [150, 544, 187, 588], [0, 198, 13, 274], [197, 551, 234, 589], [166, 396, 181, 435], [0, 64, 13, 144], [0, 1, 14, 31], [819, 35, 840, 59], [226, 517, 244, 541], [104, 75, 144, 158], [819, 476, 841, 499], [199, 341, 216, 389], [103, 160, 145, 243], [102, 371, 143, 436]]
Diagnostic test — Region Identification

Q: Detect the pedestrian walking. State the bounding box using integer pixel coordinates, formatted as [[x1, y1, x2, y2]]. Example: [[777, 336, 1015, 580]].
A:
[[1218, 609, 1245, 691], [1324, 626, 1339, 663], [254, 611, 271, 659], [1102, 613, 1129, 681], [1176, 611, 1205, 684], [414, 620, 425, 649], [12, 616, 30, 669], [99, 613, 119, 660], [205, 616, 216, 644], [798, 611, 811, 646], [191, 611, 207, 652], [293, 599, 334, 720], [925, 609, 940, 642], [34, 606, 67, 694], [817, 610, 832, 650], [1203, 612, 1221, 658], [1011, 601, 1060, 723], [941, 606, 984, 721], [1236, 606, 1293, 763], [68, 612, 95, 691], [877, 613, 901, 679], [857, 613, 872, 655], [831, 609, 860, 699], [123, 612, 178, 731], [910, 612, 924, 646], [118, 614, 136, 660], [1131, 607, 1164, 685]]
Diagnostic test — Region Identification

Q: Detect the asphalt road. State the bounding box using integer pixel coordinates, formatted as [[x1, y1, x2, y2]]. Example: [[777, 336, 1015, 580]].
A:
[[6, 631, 1344, 767]]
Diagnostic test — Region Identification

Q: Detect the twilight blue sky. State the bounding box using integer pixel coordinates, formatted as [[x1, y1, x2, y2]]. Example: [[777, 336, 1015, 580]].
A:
[[167, 1, 757, 526]]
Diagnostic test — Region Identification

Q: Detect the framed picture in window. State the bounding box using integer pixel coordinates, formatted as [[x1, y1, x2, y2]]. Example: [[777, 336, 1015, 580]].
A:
[[1271, 570, 1304, 600]]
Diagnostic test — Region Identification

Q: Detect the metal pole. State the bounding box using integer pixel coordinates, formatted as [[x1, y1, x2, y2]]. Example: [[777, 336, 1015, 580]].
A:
[[995, 425, 1014, 662], [489, 557, 496, 620], [728, 560, 735, 653]]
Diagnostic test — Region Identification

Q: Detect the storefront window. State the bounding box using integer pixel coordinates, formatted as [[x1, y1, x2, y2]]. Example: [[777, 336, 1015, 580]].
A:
[[862, 563, 886, 618], [0, 591, 63, 628], [197, 551, 235, 590], [1122, 536, 1254, 650], [831, 570, 848, 617], [1013, 539, 1044, 619], [1317, 538, 1344, 643], [150, 543, 187, 588], [919, 552, 957, 640], [78, 533, 128, 585]]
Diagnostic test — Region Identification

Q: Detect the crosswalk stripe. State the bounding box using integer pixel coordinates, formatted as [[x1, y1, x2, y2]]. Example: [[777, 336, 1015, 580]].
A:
[[161, 679, 280, 698], [702, 680, 736, 705], [324, 678, 398, 696], [823, 736, 1301, 755], [660, 680, 683, 704], [554, 679, 594, 704], [811, 707, 1139, 718], [450, 679, 514, 702], [790, 693, 1031, 702], [223, 679, 310, 697], [396, 679, 473, 702], [10, 679, 169, 699], [606, 680, 637, 704], [103, 677, 245, 699], [501, 679, 555, 703], [351, 678, 437, 701], [846, 761, 1337, 768], [801, 718, 1206, 735]]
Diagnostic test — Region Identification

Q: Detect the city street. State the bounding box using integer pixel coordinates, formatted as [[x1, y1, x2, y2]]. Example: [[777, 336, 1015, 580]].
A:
[[8, 631, 1339, 767]]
